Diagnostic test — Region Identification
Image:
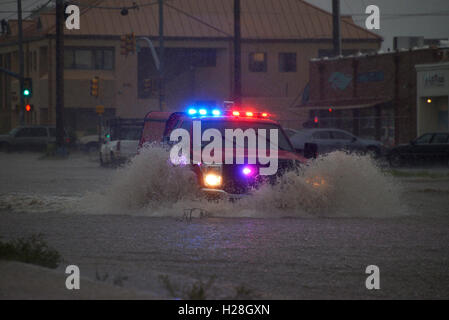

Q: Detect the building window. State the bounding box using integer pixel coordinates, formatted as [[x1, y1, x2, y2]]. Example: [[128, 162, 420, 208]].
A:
[[279, 52, 297, 72], [64, 47, 114, 70], [249, 52, 267, 72], [191, 49, 216, 67], [33, 51, 37, 72], [39, 46, 48, 76]]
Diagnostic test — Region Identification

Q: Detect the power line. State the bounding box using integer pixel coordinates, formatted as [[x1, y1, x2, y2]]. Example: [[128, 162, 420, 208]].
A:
[[164, 2, 231, 37], [2, 0, 49, 19], [60, 0, 165, 10]]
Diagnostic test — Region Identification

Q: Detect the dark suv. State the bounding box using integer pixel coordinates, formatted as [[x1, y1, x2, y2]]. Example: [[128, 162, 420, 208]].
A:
[[388, 132, 449, 167], [0, 126, 63, 151]]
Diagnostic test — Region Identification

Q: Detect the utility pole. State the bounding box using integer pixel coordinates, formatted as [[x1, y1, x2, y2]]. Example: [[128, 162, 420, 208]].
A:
[[332, 0, 341, 57], [17, 0, 24, 125], [55, 0, 65, 149], [233, 0, 242, 105], [158, 0, 164, 111]]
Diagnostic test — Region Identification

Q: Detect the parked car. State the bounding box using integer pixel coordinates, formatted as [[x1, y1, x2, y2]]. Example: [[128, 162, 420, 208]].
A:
[[289, 128, 384, 158], [388, 132, 449, 167], [100, 119, 143, 166], [0, 125, 68, 152], [283, 128, 300, 138], [78, 135, 100, 152]]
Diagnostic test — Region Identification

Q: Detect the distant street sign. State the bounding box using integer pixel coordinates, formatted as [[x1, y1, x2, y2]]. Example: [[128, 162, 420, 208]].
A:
[[96, 105, 105, 114]]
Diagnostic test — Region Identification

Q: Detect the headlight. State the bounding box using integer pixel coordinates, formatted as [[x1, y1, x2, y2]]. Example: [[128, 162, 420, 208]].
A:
[[201, 164, 223, 188], [204, 173, 222, 187]]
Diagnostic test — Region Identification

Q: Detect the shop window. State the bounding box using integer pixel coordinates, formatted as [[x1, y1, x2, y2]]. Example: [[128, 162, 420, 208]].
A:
[[64, 47, 114, 70], [279, 53, 296, 72], [249, 52, 267, 72]]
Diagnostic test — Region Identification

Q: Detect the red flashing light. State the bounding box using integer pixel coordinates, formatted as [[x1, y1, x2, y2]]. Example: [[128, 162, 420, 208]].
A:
[[25, 104, 31, 112], [228, 110, 270, 118]]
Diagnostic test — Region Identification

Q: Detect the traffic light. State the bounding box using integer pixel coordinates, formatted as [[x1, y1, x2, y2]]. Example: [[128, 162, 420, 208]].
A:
[[127, 32, 136, 54], [25, 104, 34, 112], [90, 76, 99, 97], [143, 79, 152, 93], [23, 77, 32, 97], [120, 33, 136, 55], [120, 35, 127, 55]]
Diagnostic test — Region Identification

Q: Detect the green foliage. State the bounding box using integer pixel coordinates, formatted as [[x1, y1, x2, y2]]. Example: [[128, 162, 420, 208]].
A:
[[158, 274, 216, 300], [0, 234, 62, 269]]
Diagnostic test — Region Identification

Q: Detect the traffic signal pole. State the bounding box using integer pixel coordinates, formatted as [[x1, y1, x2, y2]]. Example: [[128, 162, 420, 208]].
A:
[[17, 0, 25, 125], [158, 0, 164, 111], [332, 0, 341, 57], [55, 0, 65, 149], [233, 0, 242, 105]]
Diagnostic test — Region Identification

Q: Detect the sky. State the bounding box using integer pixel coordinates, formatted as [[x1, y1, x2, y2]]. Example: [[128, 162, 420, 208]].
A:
[[310, 0, 449, 50], [1, 0, 448, 50]]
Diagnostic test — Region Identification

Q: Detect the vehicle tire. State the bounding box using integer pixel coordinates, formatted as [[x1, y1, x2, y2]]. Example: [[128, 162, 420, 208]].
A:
[[0, 142, 10, 152], [366, 146, 380, 159], [86, 142, 98, 153], [99, 152, 106, 167], [389, 153, 403, 168], [110, 152, 116, 166]]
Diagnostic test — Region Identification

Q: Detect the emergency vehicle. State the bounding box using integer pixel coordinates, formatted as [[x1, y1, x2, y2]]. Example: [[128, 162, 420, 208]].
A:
[[138, 107, 307, 196]]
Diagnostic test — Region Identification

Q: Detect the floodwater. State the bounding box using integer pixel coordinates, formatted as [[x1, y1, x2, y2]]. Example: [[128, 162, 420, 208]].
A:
[[0, 150, 448, 299]]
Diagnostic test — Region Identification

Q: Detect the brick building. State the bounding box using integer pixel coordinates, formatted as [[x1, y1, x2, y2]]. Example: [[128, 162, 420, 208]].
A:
[[300, 47, 449, 145]]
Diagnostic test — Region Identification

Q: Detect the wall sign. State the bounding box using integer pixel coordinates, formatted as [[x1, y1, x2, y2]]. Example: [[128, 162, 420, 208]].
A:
[[424, 72, 445, 87]]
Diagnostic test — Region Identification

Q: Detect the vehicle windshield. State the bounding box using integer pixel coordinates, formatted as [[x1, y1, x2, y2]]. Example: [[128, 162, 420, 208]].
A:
[[200, 120, 294, 152]]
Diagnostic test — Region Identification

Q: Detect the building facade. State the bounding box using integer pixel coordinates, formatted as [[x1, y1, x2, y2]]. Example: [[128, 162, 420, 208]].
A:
[[0, 0, 381, 136], [301, 47, 448, 145], [416, 62, 449, 136]]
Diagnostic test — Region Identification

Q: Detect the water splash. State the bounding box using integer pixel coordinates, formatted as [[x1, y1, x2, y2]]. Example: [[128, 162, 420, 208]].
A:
[[86, 147, 405, 218], [0, 147, 406, 218], [238, 151, 406, 217]]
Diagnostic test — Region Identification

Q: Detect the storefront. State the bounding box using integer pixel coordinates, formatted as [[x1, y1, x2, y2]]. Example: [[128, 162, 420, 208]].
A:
[[304, 100, 395, 147], [416, 62, 449, 136]]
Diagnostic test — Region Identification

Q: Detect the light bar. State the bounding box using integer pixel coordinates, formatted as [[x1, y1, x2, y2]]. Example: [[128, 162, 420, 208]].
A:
[[228, 111, 270, 118], [186, 107, 271, 119]]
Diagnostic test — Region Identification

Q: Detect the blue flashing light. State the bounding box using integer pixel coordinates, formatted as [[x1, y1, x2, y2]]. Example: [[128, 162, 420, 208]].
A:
[[188, 108, 197, 115], [212, 109, 221, 116], [199, 109, 207, 116]]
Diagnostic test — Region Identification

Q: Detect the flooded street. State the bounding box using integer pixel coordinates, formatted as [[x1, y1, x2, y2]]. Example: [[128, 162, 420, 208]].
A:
[[1, 152, 448, 299]]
